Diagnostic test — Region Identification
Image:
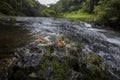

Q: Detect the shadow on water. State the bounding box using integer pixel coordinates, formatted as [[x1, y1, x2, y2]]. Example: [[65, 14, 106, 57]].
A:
[[0, 23, 33, 59]]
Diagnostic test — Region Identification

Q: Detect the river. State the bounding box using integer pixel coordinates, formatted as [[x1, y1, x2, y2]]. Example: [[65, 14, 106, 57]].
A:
[[0, 17, 120, 80]]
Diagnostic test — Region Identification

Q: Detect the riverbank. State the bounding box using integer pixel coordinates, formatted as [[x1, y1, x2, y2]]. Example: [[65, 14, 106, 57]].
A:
[[63, 11, 95, 22], [63, 11, 120, 31]]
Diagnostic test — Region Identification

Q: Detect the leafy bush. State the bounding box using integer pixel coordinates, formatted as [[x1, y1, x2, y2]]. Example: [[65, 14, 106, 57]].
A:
[[0, 2, 15, 15], [94, 0, 120, 29], [40, 9, 56, 17]]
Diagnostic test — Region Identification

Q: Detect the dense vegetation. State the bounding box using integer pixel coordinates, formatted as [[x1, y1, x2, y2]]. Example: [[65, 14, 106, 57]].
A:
[[50, 0, 99, 14], [94, 0, 120, 29], [0, 0, 48, 16], [0, 0, 120, 29], [50, 0, 120, 30]]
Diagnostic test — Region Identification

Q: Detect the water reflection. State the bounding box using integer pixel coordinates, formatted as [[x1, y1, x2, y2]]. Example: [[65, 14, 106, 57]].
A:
[[0, 24, 33, 59]]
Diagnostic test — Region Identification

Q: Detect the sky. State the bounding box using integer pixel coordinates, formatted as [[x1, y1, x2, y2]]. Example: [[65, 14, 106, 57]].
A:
[[38, 0, 59, 6]]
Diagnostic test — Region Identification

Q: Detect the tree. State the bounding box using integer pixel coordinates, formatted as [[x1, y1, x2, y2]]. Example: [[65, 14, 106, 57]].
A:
[[81, 0, 99, 13], [0, 0, 47, 16], [94, 0, 120, 29]]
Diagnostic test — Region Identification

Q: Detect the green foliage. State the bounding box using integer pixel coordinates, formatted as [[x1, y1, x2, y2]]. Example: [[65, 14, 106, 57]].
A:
[[81, 0, 99, 13], [50, 0, 85, 13], [86, 64, 106, 80], [64, 11, 95, 22], [40, 9, 56, 17], [53, 0, 120, 30], [88, 53, 101, 65], [79, 52, 106, 80], [52, 60, 69, 80], [0, 2, 14, 15], [94, 0, 120, 29], [45, 46, 54, 55], [40, 56, 70, 80], [0, 0, 120, 29], [9, 16, 16, 22], [0, 0, 47, 16]]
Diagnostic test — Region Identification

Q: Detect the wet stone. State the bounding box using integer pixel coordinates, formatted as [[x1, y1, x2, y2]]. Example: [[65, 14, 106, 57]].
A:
[[16, 54, 41, 67]]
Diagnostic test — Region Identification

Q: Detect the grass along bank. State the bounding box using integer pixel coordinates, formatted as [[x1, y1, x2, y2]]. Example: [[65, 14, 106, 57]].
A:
[[64, 11, 95, 22]]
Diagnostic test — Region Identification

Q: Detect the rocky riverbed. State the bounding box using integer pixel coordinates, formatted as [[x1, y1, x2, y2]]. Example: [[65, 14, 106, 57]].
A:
[[0, 17, 120, 80]]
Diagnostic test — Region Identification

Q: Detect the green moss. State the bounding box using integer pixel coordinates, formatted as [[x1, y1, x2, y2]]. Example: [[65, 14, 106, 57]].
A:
[[52, 60, 69, 80], [45, 46, 54, 54], [65, 35, 83, 50], [87, 64, 101, 75], [66, 35, 79, 42], [41, 59, 49, 71], [78, 52, 107, 80], [40, 56, 70, 80], [88, 53, 101, 65], [86, 64, 106, 80]]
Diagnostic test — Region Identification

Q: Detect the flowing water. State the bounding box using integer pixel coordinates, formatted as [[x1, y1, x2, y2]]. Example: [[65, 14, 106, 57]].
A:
[[0, 17, 120, 80]]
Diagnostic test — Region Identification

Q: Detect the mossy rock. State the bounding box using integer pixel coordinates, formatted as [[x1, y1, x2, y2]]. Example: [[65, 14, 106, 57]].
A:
[[87, 64, 101, 75], [87, 53, 101, 65], [87, 64, 106, 80], [45, 46, 54, 55], [39, 56, 70, 80]]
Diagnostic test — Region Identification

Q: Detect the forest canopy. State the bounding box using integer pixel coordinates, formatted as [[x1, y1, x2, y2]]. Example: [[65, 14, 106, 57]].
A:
[[50, 0, 120, 29], [0, 0, 47, 16]]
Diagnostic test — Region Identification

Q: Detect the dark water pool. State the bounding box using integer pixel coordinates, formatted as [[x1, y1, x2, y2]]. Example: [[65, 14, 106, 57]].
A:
[[0, 23, 33, 59]]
